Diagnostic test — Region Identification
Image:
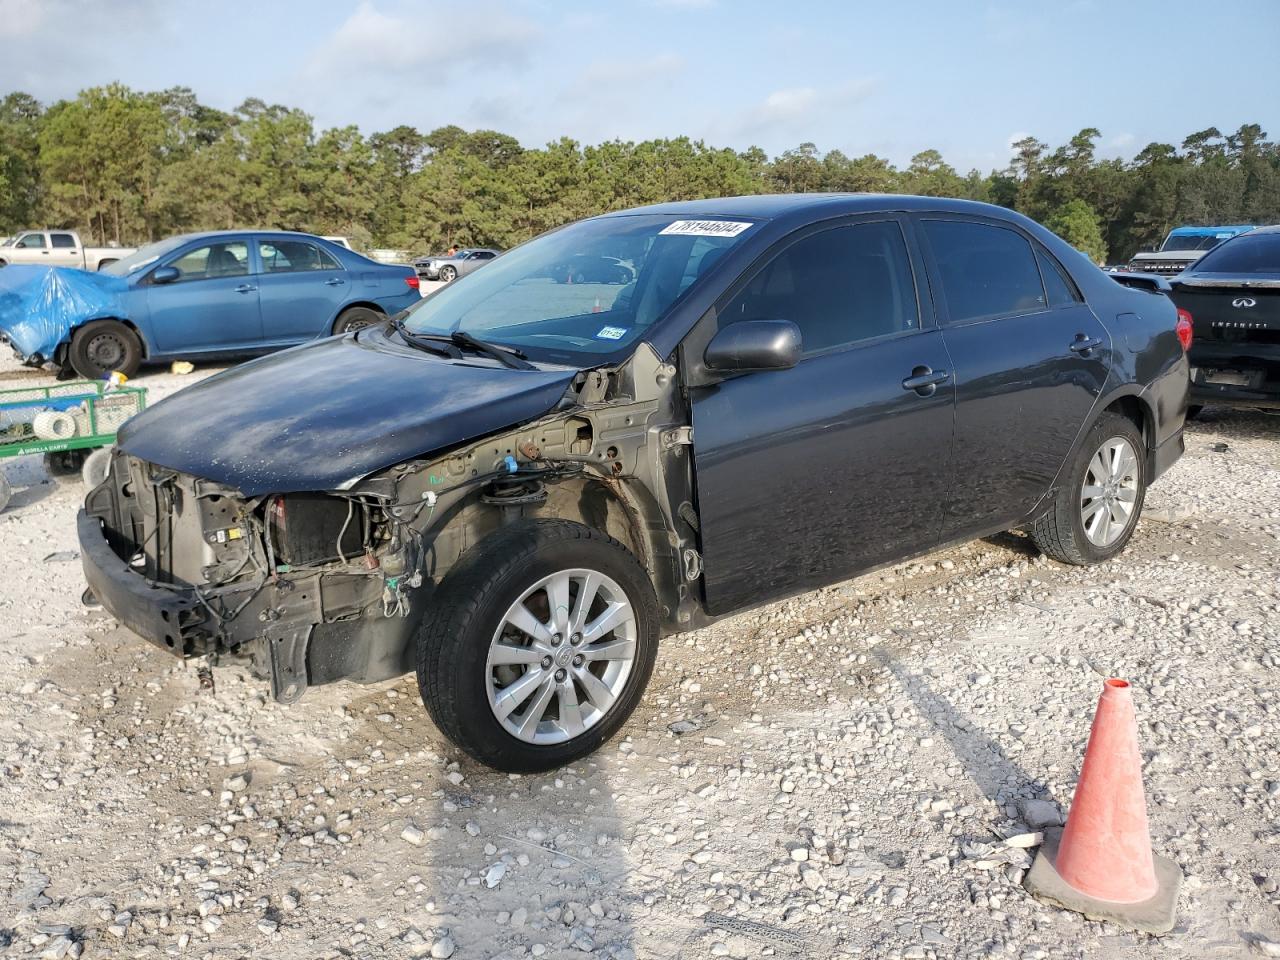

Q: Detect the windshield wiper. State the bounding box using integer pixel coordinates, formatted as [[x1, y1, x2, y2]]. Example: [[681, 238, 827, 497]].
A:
[[448, 330, 534, 369], [388, 312, 458, 359]]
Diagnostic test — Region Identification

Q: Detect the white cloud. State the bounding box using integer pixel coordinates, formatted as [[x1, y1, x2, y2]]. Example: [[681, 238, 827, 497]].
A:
[[726, 79, 876, 145], [0, 0, 46, 38], [303, 1, 541, 78]]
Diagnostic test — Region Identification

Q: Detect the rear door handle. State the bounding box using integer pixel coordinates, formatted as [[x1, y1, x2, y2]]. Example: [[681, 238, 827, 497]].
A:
[[234, 284, 257, 294], [324, 277, 346, 286], [902, 366, 951, 395], [1069, 335, 1103, 354]]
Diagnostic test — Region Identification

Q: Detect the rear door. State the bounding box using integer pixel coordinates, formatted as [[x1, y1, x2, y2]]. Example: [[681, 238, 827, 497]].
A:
[[49, 232, 82, 268], [917, 217, 1111, 540], [690, 217, 956, 615], [146, 238, 263, 352], [255, 237, 350, 341]]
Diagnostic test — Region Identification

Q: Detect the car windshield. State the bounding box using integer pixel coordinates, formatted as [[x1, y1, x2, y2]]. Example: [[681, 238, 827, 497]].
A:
[[1191, 232, 1280, 274], [402, 214, 756, 363], [1162, 234, 1228, 252], [100, 236, 191, 277]]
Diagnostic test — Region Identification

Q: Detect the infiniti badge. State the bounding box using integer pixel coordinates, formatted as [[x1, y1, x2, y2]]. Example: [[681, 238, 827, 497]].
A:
[[1232, 297, 1257, 308]]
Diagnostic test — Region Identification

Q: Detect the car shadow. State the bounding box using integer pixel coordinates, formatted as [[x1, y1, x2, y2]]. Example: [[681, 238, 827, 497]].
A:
[[871, 644, 1062, 822]]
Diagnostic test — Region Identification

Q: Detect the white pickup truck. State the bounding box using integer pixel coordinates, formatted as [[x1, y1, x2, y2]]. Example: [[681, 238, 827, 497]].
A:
[[0, 230, 136, 271]]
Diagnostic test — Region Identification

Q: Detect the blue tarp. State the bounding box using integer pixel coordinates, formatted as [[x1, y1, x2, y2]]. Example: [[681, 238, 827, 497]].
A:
[[0, 266, 128, 361]]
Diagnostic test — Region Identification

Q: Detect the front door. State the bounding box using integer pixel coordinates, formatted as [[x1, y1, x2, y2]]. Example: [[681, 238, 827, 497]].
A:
[[146, 239, 263, 352], [256, 237, 350, 342], [690, 218, 956, 616], [916, 217, 1112, 540]]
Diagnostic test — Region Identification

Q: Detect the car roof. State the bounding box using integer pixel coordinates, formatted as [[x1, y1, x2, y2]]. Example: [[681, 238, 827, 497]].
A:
[[594, 193, 1031, 222], [1168, 225, 1256, 237], [164, 229, 342, 244]]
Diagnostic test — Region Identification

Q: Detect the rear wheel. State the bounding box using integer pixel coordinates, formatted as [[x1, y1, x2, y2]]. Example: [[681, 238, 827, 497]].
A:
[[332, 306, 383, 334], [1031, 412, 1146, 565], [68, 320, 141, 379], [416, 520, 659, 772], [439, 265, 457, 282]]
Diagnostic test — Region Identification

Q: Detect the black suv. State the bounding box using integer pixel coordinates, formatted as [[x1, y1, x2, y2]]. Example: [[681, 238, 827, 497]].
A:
[[79, 196, 1190, 772]]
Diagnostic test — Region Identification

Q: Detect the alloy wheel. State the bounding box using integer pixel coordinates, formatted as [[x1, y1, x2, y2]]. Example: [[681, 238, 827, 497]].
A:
[[1080, 436, 1140, 547], [485, 568, 637, 745]]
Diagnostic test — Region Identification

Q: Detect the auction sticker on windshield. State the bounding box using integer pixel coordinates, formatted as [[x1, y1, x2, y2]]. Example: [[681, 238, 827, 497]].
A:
[[659, 220, 754, 238], [595, 325, 628, 340]]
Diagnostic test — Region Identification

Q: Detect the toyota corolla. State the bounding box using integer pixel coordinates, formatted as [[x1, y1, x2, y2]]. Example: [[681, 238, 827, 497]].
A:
[[78, 195, 1189, 772]]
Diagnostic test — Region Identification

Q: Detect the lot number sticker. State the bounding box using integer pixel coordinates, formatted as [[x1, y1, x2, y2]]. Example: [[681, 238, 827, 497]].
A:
[[659, 220, 754, 238], [595, 325, 628, 340]]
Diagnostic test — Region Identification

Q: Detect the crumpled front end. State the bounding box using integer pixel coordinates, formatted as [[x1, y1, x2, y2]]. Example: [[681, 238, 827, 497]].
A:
[[0, 265, 128, 362], [79, 450, 409, 702]]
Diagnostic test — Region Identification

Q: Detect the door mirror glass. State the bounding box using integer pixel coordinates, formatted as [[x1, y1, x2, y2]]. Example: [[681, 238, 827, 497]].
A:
[[151, 265, 180, 285], [704, 320, 802, 372]]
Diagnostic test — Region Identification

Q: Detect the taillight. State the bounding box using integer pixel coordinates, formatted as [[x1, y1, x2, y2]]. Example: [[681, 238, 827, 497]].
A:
[[1175, 308, 1193, 351], [405, 275, 420, 290]]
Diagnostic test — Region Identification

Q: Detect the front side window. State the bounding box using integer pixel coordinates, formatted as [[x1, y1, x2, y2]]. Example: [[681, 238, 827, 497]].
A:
[[16, 233, 46, 249], [403, 214, 757, 362], [719, 220, 919, 354], [923, 219, 1047, 323], [259, 240, 340, 274], [168, 241, 250, 281], [51, 233, 76, 249]]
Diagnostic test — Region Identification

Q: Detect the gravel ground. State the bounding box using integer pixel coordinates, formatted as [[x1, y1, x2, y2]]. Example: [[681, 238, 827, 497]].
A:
[[1, 347, 1278, 960]]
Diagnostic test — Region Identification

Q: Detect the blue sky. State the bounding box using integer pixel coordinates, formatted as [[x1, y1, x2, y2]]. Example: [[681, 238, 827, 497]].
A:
[[1, 0, 1276, 171]]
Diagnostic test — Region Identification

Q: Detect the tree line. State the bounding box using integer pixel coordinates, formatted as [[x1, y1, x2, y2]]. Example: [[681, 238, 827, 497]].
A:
[[2, 84, 1278, 264]]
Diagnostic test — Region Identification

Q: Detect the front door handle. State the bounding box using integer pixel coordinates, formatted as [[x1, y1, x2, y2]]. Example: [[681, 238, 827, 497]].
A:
[[324, 277, 346, 286], [1069, 335, 1103, 355], [234, 284, 257, 294], [902, 366, 951, 396]]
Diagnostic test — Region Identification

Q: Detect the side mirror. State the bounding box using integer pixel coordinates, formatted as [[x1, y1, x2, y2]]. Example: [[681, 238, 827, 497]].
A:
[[151, 266, 180, 285], [704, 320, 802, 372]]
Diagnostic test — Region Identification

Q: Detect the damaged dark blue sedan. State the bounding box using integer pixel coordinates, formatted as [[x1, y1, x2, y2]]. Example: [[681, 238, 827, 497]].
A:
[[78, 195, 1190, 771]]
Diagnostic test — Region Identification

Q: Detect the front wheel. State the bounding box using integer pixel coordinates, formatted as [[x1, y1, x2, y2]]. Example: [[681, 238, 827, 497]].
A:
[[438, 265, 457, 282], [416, 520, 659, 772], [68, 320, 142, 379], [1031, 412, 1147, 565]]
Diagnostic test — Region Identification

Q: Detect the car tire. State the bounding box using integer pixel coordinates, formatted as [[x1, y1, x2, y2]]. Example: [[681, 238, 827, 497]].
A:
[[43, 450, 87, 484], [415, 519, 659, 773], [332, 306, 383, 335], [439, 265, 457, 282], [0, 471, 11, 512], [81, 446, 112, 489], [1031, 412, 1147, 566], [68, 320, 142, 379]]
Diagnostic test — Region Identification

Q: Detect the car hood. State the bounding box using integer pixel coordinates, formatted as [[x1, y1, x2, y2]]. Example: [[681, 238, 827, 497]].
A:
[[117, 330, 578, 496]]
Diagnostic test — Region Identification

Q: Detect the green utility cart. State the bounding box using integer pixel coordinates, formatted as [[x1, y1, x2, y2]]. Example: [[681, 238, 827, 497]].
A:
[[0, 380, 147, 512]]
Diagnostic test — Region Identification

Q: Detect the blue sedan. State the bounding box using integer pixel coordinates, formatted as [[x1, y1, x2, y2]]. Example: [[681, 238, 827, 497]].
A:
[[0, 230, 421, 378]]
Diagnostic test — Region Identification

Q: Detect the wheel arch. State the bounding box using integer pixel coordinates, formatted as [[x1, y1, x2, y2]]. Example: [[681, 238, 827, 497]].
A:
[[330, 301, 386, 334], [65, 316, 151, 359]]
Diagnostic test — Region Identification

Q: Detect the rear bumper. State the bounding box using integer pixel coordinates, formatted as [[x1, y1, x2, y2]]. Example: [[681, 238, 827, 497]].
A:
[[78, 508, 209, 657], [1189, 341, 1280, 409]]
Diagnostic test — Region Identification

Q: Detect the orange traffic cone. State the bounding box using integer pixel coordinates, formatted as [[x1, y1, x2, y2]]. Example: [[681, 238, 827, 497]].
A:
[[1023, 678, 1182, 934]]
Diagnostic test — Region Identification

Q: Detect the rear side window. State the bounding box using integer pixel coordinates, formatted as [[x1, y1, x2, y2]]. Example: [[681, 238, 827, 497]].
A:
[[1036, 248, 1080, 307], [51, 233, 77, 249], [260, 240, 341, 273], [923, 220, 1047, 323], [720, 220, 919, 354]]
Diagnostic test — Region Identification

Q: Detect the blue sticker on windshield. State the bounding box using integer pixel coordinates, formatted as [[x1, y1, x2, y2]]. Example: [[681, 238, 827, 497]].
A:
[[596, 325, 627, 341]]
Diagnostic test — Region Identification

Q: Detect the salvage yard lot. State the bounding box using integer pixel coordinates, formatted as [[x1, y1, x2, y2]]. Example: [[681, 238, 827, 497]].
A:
[[1, 350, 1278, 959]]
